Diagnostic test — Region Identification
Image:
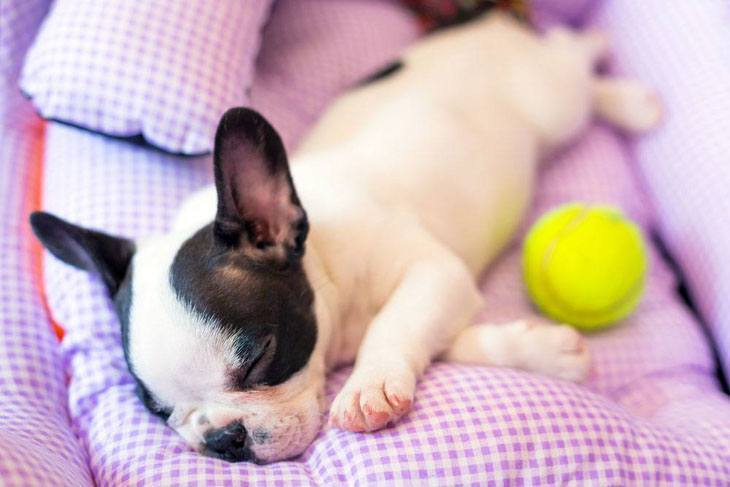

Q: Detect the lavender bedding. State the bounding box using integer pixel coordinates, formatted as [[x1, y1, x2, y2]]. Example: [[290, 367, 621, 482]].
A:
[[20, 0, 274, 155], [1, 1, 92, 484], [3, 0, 730, 485], [592, 0, 730, 377]]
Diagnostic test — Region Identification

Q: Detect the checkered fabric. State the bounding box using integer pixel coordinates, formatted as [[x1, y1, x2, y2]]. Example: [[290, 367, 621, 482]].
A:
[[1, 0, 727, 484], [0, 0, 48, 116], [39, 119, 730, 486], [1, 1, 93, 485], [590, 0, 730, 378], [20, 0, 274, 155], [249, 0, 420, 152], [529, 0, 595, 25], [0, 113, 94, 487], [34, 4, 730, 485]]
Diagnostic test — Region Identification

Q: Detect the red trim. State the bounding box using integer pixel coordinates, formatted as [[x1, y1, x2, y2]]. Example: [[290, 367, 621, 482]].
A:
[[24, 120, 65, 341]]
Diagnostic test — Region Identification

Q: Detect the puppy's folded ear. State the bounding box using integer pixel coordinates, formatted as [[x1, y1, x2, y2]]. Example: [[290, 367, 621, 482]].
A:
[[29, 212, 135, 295], [213, 107, 308, 261]]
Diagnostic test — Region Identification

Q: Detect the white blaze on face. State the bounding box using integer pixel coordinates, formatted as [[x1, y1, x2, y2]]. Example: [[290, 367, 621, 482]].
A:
[[128, 233, 237, 407]]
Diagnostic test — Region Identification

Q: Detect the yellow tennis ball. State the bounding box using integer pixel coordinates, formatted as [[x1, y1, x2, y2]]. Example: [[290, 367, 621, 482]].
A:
[[523, 203, 647, 331]]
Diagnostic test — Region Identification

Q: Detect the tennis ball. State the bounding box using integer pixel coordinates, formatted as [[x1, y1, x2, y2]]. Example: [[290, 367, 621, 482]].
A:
[[522, 203, 647, 331]]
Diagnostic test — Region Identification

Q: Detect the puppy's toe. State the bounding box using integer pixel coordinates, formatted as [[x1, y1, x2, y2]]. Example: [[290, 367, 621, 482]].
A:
[[329, 389, 364, 432], [360, 374, 414, 431]]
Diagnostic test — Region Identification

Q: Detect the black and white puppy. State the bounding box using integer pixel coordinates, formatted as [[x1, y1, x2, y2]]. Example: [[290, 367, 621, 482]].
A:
[[31, 14, 660, 463]]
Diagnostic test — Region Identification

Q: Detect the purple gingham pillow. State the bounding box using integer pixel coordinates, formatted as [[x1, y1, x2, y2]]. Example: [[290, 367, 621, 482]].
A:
[[590, 1, 730, 375], [1, 1, 94, 484], [530, 0, 597, 25], [20, 0, 274, 155], [38, 1, 730, 480], [250, 0, 421, 151], [40, 117, 730, 486]]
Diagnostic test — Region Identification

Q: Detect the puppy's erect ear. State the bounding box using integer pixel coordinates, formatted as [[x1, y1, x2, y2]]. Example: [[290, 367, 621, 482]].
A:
[[213, 107, 308, 260], [30, 212, 135, 295]]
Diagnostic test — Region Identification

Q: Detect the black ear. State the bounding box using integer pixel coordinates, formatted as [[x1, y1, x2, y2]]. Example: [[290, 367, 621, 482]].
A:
[[30, 212, 135, 295], [213, 107, 308, 260]]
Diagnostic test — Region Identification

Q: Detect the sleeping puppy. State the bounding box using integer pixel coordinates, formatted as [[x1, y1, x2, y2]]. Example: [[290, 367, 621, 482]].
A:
[[31, 13, 660, 463]]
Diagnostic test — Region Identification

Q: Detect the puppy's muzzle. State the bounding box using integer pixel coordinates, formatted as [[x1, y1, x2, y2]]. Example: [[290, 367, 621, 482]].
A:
[[203, 421, 257, 463]]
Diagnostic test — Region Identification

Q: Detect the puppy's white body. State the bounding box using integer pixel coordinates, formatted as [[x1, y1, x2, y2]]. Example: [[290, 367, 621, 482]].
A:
[[128, 13, 660, 462]]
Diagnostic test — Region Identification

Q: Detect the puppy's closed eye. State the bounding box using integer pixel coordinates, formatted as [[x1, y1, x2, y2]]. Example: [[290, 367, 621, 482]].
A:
[[229, 335, 277, 390]]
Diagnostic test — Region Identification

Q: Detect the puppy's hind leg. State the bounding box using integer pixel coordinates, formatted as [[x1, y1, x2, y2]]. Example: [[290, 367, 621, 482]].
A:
[[443, 319, 591, 383], [548, 27, 662, 133], [593, 78, 663, 133]]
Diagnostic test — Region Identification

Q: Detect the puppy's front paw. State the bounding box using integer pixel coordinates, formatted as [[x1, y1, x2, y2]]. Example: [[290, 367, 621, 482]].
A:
[[329, 363, 416, 433], [515, 320, 591, 383]]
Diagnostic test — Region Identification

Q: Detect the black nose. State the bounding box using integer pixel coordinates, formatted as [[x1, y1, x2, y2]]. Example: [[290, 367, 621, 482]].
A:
[[203, 422, 254, 462]]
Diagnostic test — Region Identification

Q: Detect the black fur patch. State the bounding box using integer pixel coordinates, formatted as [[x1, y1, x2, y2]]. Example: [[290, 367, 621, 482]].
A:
[[358, 60, 404, 87], [29, 212, 135, 295], [170, 223, 317, 390]]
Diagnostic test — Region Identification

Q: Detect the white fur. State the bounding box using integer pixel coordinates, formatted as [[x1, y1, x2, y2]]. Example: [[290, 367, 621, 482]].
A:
[[127, 13, 660, 461], [130, 233, 233, 405]]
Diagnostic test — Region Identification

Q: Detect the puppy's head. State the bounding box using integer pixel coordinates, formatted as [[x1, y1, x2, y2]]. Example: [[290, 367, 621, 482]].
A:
[[31, 108, 323, 463]]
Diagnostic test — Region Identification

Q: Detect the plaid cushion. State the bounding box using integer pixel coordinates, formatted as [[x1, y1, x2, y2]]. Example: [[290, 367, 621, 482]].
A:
[[18, 0, 730, 483], [0, 0, 50, 115], [592, 0, 730, 377], [250, 0, 420, 151], [20, 0, 273, 155], [1, 2, 93, 485], [39, 116, 730, 486], [37, 2, 730, 480], [530, 0, 595, 24]]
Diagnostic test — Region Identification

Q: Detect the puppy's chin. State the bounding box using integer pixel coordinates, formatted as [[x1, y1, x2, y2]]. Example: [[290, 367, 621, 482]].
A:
[[170, 367, 326, 464]]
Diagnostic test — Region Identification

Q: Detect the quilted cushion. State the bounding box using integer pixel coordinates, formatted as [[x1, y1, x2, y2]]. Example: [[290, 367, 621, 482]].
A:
[[530, 0, 596, 25], [39, 116, 730, 486], [1, 2, 93, 485], [250, 0, 420, 151], [20, 0, 273, 155], [591, 0, 730, 377], [1, 112, 94, 487], [33, 1, 730, 484], [0, 0, 49, 115], [3, 118, 98, 487]]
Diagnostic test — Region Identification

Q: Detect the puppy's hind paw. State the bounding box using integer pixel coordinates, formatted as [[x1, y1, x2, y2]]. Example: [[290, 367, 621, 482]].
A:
[[516, 321, 591, 383], [594, 78, 663, 133], [329, 363, 416, 433]]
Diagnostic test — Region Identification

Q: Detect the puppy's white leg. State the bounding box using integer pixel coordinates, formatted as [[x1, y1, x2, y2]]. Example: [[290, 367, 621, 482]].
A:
[[444, 319, 591, 383], [330, 255, 482, 432], [593, 78, 662, 133], [573, 28, 662, 133]]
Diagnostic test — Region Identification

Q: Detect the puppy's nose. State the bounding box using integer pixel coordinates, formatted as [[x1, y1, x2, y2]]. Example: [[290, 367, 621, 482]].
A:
[[203, 422, 254, 462]]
